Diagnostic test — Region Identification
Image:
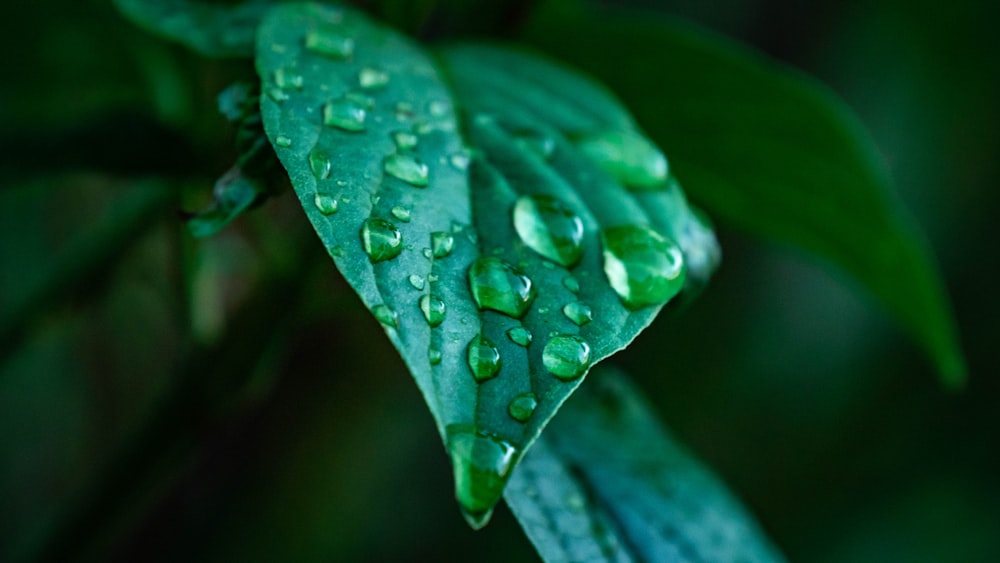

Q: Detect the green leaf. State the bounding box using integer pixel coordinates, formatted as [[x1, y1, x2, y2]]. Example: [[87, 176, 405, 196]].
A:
[[506, 367, 786, 563], [256, 3, 718, 527], [114, 0, 269, 58], [521, 6, 966, 386]]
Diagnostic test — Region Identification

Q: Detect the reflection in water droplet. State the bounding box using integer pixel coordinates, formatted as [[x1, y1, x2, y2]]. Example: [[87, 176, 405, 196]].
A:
[[447, 425, 518, 530], [360, 218, 403, 262], [313, 193, 338, 215], [372, 304, 398, 328], [384, 154, 429, 186], [508, 392, 538, 422], [392, 130, 419, 151], [576, 131, 669, 190], [467, 335, 501, 381], [562, 302, 592, 326], [391, 206, 411, 222], [563, 275, 580, 294], [513, 195, 585, 267], [408, 274, 425, 290], [323, 95, 367, 132], [275, 135, 292, 148], [468, 257, 535, 318], [358, 66, 389, 89], [305, 27, 354, 59], [419, 294, 447, 327], [506, 326, 532, 347], [601, 225, 685, 309], [309, 149, 332, 180], [432, 232, 454, 258], [543, 335, 591, 380]]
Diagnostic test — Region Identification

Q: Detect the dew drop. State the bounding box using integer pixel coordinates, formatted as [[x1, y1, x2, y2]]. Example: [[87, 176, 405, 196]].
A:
[[358, 66, 389, 89], [542, 335, 591, 380], [562, 275, 580, 294], [428, 100, 450, 116], [512, 195, 585, 267], [562, 302, 593, 326], [305, 27, 354, 59], [395, 102, 415, 121], [508, 392, 538, 422], [265, 86, 289, 103], [273, 67, 303, 90], [447, 425, 518, 529], [422, 248, 433, 260], [601, 225, 685, 309], [506, 326, 532, 347], [431, 231, 454, 258], [384, 154, 429, 187], [515, 131, 556, 160], [372, 304, 398, 328], [467, 335, 501, 381], [419, 294, 447, 327], [360, 218, 403, 262], [468, 257, 535, 318], [391, 206, 411, 222], [274, 135, 292, 148], [392, 130, 419, 151], [309, 149, 332, 180], [313, 193, 338, 215], [429, 347, 442, 365], [449, 152, 471, 171], [408, 274, 425, 290], [576, 131, 669, 190], [328, 246, 345, 258], [323, 95, 367, 132]]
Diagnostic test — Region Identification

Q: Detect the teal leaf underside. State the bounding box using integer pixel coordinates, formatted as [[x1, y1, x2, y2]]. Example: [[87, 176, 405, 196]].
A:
[[506, 367, 786, 563], [255, 2, 718, 526]]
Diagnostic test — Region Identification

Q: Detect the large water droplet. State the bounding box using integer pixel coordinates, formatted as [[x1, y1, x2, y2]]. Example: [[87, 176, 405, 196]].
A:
[[372, 304, 398, 328], [323, 95, 367, 132], [576, 131, 669, 190], [305, 27, 354, 59], [431, 232, 454, 258], [467, 335, 501, 381], [358, 66, 389, 89], [419, 294, 446, 327], [508, 392, 538, 422], [313, 193, 338, 215], [601, 225, 685, 309], [512, 195, 585, 267], [384, 154, 429, 187], [543, 335, 591, 380], [447, 426, 518, 529], [360, 218, 403, 262], [392, 130, 419, 152], [562, 302, 593, 326], [468, 257, 535, 318], [506, 326, 532, 347], [309, 149, 332, 180]]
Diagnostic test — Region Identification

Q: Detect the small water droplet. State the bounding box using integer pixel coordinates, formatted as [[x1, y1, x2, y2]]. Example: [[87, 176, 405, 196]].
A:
[[391, 206, 411, 222], [467, 335, 501, 381], [305, 27, 354, 59], [384, 154, 429, 186], [562, 302, 592, 326], [273, 67, 303, 90], [372, 304, 398, 328], [309, 149, 332, 180], [360, 218, 403, 262], [358, 66, 389, 89], [432, 232, 454, 258], [543, 335, 591, 380], [275, 135, 292, 148], [468, 257, 535, 318], [419, 294, 447, 327], [515, 130, 556, 160], [408, 274, 425, 290], [601, 225, 685, 309], [447, 425, 518, 529], [422, 248, 433, 259], [392, 130, 419, 151], [427, 274, 439, 283], [449, 152, 471, 171], [563, 275, 580, 293], [506, 327, 532, 347], [513, 195, 585, 267], [313, 193, 338, 215], [576, 131, 669, 190], [395, 102, 415, 121], [428, 100, 450, 116], [328, 246, 345, 258], [508, 392, 538, 422], [323, 95, 367, 131], [265, 86, 289, 103], [429, 347, 442, 365]]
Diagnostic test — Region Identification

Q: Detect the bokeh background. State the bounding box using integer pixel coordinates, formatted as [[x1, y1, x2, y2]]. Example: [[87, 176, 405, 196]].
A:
[[1, 0, 997, 561]]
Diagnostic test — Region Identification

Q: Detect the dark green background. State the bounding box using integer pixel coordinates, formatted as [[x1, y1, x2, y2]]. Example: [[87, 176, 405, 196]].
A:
[[1, 0, 997, 561]]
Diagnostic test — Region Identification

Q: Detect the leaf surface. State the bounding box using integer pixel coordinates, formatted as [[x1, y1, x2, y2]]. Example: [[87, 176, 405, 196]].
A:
[[115, 0, 269, 57], [506, 367, 786, 563], [522, 5, 965, 385]]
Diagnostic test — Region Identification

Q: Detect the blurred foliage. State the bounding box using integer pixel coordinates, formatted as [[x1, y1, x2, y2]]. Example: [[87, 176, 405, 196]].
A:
[[1, 0, 997, 562]]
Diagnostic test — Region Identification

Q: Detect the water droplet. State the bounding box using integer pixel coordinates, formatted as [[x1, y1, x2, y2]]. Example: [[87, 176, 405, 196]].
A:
[[358, 66, 389, 89], [468, 257, 535, 318], [265, 86, 289, 103], [313, 194, 338, 215], [384, 154, 429, 187], [309, 149, 332, 180], [431, 232, 454, 258], [543, 335, 591, 380], [515, 131, 556, 160], [428, 100, 449, 116], [467, 335, 501, 381], [506, 327, 532, 347], [562, 302, 592, 326], [274, 135, 292, 148], [372, 304, 398, 328], [449, 152, 471, 171], [408, 274, 425, 290], [395, 102, 415, 121], [429, 347, 442, 365], [508, 392, 538, 422], [576, 131, 669, 190], [419, 294, 446, 327], [273, 67, 303, 90], [360, 218, 403, 262], [305, 27, 354, 59], [601, 225, 685, 309], [422, 248, 433, 259], [323, 95, 367, 132], [563, 275, 580, 293], [447, 425, 518, 529], [328, 246, 345, 258], [512, 195, 585, 267], [392, 130, 419, 151], [391, 206, 411, 222]]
